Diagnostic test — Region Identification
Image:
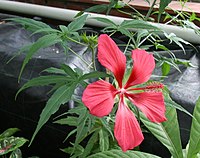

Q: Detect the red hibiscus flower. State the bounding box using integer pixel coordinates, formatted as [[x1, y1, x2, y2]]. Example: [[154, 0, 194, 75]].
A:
[[82, 34, 166, 152]]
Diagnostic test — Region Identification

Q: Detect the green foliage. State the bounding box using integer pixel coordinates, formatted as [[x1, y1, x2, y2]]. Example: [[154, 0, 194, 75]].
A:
[[18, 33, 62, 81], [158, 0, 172, 22], [140, 106, 183, 158], [7, 17, 51, 32], [15, 64, 109, 145], [87, 149, 162, 158], [0, 128, 28, 157], [164, 32, 192, 54], [187, 97, 200, 158], [8, 15, 89, 82], [164, 88, 193, 117], [7, 0, 200, 157]]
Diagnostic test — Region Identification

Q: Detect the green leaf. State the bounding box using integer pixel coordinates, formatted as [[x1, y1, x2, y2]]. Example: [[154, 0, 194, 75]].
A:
[[29, 83, 77, 145], [118, 28, 134, 39], [0, 128, 20, 139], [162, 62, 171, 76], [158, 0, 172, 22], [93, 17, 117, 28], [164, 32, 191, 54], [9, 149, 22, 158], [74, 108, 89, 146], [7, 17, 51, 32], [61, 64, 78, 79], [81, 130, 99, 157], [66, 104, 87, 115], [18, 34, 62, 81], [31, 27, 61, 36], [120, 20, 158, 30], [79, 71, 111, 81], [64, 129, 77, 142], [140, 106, 183, 158], [61, 144, 84, 158], [99, 129, 109, 152], [187, 97, 200, 158], [16, 75, 71, 99], [0, 137, 28, 156], [164, 90, 193, 117], [87, 149, 161, 158], [84, 4, 108, 14], [67, 14, 88, 32], [42, 67, 66, 75], [53, 116, 78, 126], [59, 25, 69, 33]]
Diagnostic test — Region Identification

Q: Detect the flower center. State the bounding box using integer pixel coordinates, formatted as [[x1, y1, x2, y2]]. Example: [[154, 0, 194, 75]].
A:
[[118, 88, 127, 94]]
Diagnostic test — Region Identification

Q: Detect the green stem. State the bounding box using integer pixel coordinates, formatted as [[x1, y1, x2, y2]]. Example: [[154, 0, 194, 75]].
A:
[[145, 0, 157, 21], [68, 47, 93, 69], [124, 37, 131, 54], [125, 3, 145, 20], [109, 30, 117, 37], [138, 33, 152, 48], [91, 46, 97, 71], [66, 36, 87, 46]]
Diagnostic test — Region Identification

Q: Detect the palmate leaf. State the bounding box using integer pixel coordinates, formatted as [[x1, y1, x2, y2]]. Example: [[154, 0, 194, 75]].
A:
[[164, 32, 191, 54], [31, 27, 61, 36], [87, 149, 161, 158], [140, 106, 183, 158], [18, 33, 62, 81], [53, 116, 78, 126], [7, 17, 51, 32], [81, 130, 99, 157], [187, 97, 200, 158], [29, 82, 77, 145], [15, 75, 72, 98], [67, 14, 88, 32]]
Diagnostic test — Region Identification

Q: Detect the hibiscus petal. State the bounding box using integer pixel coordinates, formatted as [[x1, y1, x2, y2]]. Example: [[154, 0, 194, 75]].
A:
[[98, 34, 126, 88], [114, 96, 144, 152], [82, 80, 117, 117], [125, 49, 155, 88], [127, 92, 167, 123]]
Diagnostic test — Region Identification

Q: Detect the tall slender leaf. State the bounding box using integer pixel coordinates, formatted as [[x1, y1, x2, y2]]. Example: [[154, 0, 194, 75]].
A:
[[119, 20, 159, 30], [16, 75, 71, 98], [29, 83, 77, 145], [61, 64, 78, 79], [18, 34, 62, 81], [93, 17, 117, 27], [140, 106, 183, 158], [7, 17, 51, 32], [67, 14, 88, 32], [87, 149, 161, 158], [187, 97, 200, 158], [42, 67, 66, 75], [81, 130, 99, 157], [99, 128, 109, 152], [158, 0, 172, 22]]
